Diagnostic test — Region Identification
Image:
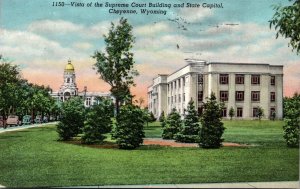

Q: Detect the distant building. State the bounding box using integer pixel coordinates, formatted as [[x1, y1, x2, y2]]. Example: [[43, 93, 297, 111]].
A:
[[50, 60, 112, 107], [148, 59, 283, 120]]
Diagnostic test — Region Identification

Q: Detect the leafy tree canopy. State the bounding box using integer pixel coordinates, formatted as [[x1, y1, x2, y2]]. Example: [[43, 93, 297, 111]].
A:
[[270, 0, 300, 54]]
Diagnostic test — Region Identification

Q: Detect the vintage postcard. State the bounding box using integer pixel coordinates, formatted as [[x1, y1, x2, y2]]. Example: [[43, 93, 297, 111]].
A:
[[0, 0, 299, 188]]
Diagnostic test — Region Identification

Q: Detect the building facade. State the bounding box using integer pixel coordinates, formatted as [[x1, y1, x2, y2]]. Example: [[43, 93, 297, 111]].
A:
[[50, 60, 112, 107], [148, 59, 283, 120]]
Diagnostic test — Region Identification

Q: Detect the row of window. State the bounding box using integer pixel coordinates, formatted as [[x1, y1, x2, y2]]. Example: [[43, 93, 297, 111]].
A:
[[220, 74, 276, 85], [168, 93, 186, 104], [168, 77, 186, 91], [221, 107, 276, 118], [219, 91, 276, 102]]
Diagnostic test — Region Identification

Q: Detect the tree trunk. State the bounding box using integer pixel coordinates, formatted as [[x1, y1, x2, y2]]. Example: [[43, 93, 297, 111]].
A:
[[115, 98, 120, 116]]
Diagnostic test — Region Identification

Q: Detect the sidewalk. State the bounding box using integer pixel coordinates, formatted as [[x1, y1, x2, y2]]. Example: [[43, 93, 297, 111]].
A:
[[57, 181, 299, 188], [0, 122, 57, 134]]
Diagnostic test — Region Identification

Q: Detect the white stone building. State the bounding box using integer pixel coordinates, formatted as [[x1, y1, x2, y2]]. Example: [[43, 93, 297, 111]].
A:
[[148, 59, 283, 120], [50, 60, 113, 107]]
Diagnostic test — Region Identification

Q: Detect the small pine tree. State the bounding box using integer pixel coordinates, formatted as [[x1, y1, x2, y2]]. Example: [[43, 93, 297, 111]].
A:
[[229, 107, 235, 120], [114, 104, 145, 149], [82, 98, 114, 144], [199, 93, 225, 148], [57, 97, 85, 141], [257, 107, 264, 120], [175, 99, 200, 143], [162, 108, 182, 139], [149, 111, 156, 122], [159, 111, 165, 122]]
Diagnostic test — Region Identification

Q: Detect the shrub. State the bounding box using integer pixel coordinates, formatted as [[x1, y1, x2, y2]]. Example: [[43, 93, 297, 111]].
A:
[[57, 97, 85, 140], [199, 93, 225, 148], [283, 93, 300, 147], [162, 108, 182, 139], [229, 107, 235, 120], [82, 98, 114, 144], [114, 104, 145, 149], [257, 107, 264, 120], [175, 99, 200, 143]]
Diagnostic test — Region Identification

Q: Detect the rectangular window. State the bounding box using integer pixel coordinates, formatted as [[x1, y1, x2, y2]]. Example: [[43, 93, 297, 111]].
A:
[[198, 91, 203, 101], [174, 81, 176, 89], [220, 91, 228, 101], [235, 91, 244, 101], [179, 94, 181, 103], [253, 107, 259, 117], [174, 95, 176, 103], [251, 75, 260, 85], [198, 74, 203, 84], [183, 77, 185, 87], [168, 97, 170, 104], [221, 108, 227, 117], [237, 107, 243, 117], [178, 79, 181, 88], [270, 92, 276, 102], [251, 91, 260, 101], [235, 74, 244, 84], [271, 76, 275, 85], [183, 93, 185, 102], [86, 97, 91, 106], [171, 96, 173, 103], [220, 74, 229, 84]]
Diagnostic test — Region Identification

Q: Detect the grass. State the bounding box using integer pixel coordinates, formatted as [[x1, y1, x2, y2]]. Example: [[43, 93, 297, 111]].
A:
[[0, 120, 298, 187]]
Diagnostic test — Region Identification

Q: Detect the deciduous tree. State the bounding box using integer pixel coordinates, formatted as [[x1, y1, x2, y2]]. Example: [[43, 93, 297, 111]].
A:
[[269, 1, 300, 54], [93, 18, 138, 115]]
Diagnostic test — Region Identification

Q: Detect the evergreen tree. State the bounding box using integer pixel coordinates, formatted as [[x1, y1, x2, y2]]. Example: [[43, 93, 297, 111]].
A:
[[113, 104, 145, 149], [283, 93, 300, 147], [57, 97, 85, 140], [199, 93, 225, 148], [82, 98, 114, 144], [175, 99, 200, 143], [159, 111, 165, 122], [229, 107, 235, 120], [162, 108, 182, 139], [149, 111, 156, 122]]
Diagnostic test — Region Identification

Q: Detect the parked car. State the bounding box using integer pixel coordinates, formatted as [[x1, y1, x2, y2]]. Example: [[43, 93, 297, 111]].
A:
[[6, 115, 21, 127], [34, 115, 42, 124], [22, 115, 32, 125], [43, 116, 48, 123], [0, 116, 6, 128]]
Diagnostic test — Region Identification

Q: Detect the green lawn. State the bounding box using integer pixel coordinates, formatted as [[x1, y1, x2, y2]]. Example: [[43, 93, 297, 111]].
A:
[[0, 120, 298, 187]]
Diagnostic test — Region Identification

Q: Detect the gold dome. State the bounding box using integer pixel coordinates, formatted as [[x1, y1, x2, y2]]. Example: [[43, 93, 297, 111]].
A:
[[65, 60, 75, 72]]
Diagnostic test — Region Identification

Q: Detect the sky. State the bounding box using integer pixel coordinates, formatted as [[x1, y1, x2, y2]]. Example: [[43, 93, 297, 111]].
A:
[[0, 0, 299, 104]]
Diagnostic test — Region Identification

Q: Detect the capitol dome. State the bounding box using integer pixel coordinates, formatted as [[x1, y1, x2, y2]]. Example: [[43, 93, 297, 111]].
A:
[[65, 60, 75, 72]]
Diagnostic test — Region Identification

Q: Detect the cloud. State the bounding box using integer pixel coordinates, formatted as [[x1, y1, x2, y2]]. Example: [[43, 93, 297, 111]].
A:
[[28, 19, 112, 39], [28, 19, 84, 34], [178, 7, 213, 23], [134, 22, 171, 36], [72, 42, 93, 50]]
